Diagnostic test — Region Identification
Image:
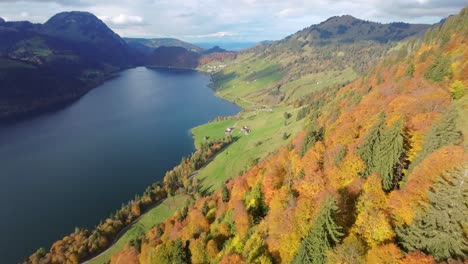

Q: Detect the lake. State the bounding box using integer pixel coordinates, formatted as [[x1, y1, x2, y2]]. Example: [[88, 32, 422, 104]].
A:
[[0, 67, 240, 263]]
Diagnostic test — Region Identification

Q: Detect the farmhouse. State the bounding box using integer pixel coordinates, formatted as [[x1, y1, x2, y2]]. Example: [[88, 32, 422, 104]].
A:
[[241, 126, 251, 135], [225, 127, 234, 135]]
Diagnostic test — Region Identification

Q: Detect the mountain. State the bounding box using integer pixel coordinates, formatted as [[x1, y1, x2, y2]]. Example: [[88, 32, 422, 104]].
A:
[[125, 37, 203, 54], [210, 15, 430, 105], [0, 11, 139, 120], [0, 11, 241, 120], [24, 7, 468, 264], [126, 38, 235, 67], [291, 15, 429, 44], [43, 11, 132, 66]]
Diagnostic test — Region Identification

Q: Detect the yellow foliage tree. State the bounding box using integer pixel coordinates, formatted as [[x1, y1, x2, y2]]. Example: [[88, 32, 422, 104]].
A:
[[189, 238, 208, 264], [365, 243, 403, 264], [352, 175, 395, 247]]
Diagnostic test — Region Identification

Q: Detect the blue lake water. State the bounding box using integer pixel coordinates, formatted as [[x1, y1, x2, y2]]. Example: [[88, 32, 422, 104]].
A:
[[0, 67, 240, 263]]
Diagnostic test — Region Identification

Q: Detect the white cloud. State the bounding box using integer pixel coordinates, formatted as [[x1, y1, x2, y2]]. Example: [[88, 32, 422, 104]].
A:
[[110, 14, 143, 25], [98, 14, 146, 28], [185, 31, 237, 38], [20, 11, 29, 17], [0, 0, 465, 41], [276, 8, 304, 19]]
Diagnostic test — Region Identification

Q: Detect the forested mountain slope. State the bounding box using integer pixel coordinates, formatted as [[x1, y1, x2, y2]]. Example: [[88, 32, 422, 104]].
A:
[[25, 7, 467, 264], [106, 7, 467, 264]]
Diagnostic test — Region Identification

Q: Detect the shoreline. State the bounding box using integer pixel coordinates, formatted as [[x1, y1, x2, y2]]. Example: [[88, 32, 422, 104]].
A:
[[13, 66, 242, 264]]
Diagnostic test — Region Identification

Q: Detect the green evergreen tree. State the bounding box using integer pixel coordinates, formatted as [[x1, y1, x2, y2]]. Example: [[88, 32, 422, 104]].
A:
[[333, 144, 347, 167], [173, 239, 190, 264], [300, 126, 325, 157], [222, 184, 230, 203], [177, 206, 188, 221], [296, 106, 311, 121], [292, 196, 343, 264], [406, 62, 415, 77], [202, 200, 209, 216], [357, 112, 386, 178], [152, 239, 189, 264], [424, 54, 452, 82], [376, 119, 404, 191], [244, 184, 268, 224], [396, 166, 468, 261], [411, 107, 462, 170]]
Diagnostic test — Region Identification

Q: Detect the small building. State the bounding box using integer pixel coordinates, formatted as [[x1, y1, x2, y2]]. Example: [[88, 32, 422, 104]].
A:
[[241, 126, 251, 135], [225, 127, 234, 135]]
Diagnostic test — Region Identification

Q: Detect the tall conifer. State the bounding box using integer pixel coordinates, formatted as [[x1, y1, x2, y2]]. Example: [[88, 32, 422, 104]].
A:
[[292, 196, 343, 264]]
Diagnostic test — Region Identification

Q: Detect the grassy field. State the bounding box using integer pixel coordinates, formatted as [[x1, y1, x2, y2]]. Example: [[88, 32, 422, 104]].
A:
[[88, 194, 191, 264], [282, 67, 357, 102], [192, 105, 304, 191], [204, 51, 358, 106]]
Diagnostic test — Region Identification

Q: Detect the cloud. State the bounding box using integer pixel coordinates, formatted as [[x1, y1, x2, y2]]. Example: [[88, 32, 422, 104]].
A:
[[276, 8, 304, 19], [98, 14, 146, 28], [373, 0, 467, 18], [0, 0, 465, 40], [185, 31, 237, 38], [0, 0, 91, 6]]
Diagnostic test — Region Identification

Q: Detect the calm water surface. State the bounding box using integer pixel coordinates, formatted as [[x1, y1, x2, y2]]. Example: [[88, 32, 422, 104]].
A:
[[0, 67, 240, 263]]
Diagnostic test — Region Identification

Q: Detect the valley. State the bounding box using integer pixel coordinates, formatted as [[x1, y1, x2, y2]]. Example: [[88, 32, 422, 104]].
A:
[[0, 4, 465, 264]]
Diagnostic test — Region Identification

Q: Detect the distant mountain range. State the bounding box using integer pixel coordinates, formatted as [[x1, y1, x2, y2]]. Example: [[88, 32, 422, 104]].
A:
[[0, 12, 234, 120], [125, 37, 203, 54], [0, 12, 431, 120]]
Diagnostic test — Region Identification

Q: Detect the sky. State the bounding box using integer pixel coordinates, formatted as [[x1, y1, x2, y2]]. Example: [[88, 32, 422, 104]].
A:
[[0, 0, 466, 42]]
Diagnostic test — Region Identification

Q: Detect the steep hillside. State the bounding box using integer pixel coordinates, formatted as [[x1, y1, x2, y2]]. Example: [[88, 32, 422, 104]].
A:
[[102, 8, 466, 264], [209, 16, 430, 106], [24, 8, 467, 264]]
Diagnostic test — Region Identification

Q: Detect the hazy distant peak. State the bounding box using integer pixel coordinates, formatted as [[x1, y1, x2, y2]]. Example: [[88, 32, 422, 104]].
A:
[[45, 11, 106, 28], [321, 15, 361, 25], [0, 18, 5, 23]]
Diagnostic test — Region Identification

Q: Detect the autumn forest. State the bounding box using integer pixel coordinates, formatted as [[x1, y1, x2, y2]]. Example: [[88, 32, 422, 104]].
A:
[[24, 6, 468, 264]]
